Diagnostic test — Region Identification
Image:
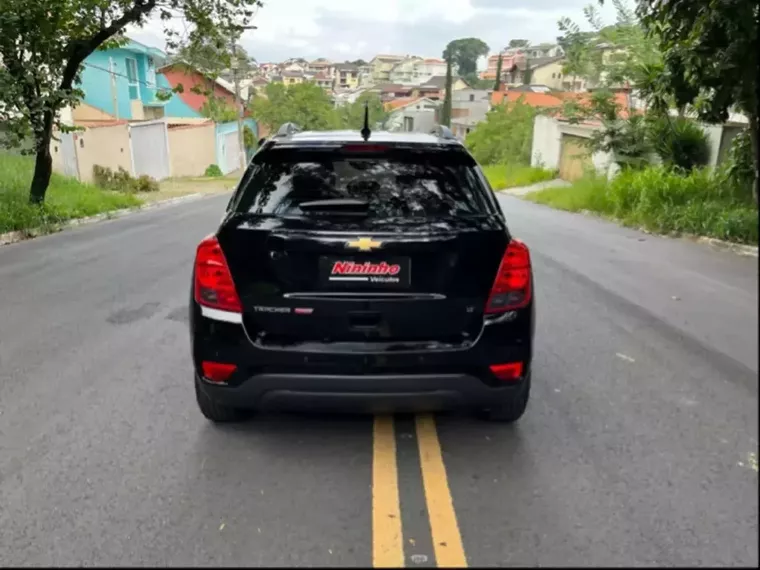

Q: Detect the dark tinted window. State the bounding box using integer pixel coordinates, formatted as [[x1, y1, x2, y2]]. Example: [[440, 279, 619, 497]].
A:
[[233, 149, 493, 218]]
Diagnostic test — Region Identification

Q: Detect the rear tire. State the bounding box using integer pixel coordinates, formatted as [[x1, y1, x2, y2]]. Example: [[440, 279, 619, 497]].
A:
[[478, 373, 531, 423], [194, 374, 246, 423]]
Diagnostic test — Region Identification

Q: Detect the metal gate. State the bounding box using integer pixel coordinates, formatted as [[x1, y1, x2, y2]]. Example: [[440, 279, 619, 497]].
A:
[[60, 132, 80, 179], [130, 121, 170, 180], [220, 130, 241, 175]]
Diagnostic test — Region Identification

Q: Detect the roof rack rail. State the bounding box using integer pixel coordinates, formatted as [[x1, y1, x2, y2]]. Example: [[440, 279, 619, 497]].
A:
[[430, 124, 456, 140], [275, 122, 302, 137]]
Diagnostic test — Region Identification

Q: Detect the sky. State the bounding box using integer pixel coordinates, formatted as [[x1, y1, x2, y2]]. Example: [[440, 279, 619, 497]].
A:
[[127, 0, 622, 67]]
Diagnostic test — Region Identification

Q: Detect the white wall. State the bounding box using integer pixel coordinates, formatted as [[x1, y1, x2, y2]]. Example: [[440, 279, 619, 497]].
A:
[[531, 115, 562, 169]]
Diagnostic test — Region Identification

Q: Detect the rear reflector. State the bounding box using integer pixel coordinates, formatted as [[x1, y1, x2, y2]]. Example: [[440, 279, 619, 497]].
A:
[[194, 235, 242, 313], [490, 362, 523, 381], [201, 361, 237, 383], [485, 238, 532, 313]]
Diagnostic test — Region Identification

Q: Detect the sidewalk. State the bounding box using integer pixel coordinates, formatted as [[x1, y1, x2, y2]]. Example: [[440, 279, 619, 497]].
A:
[[498, 178, 570, 196]]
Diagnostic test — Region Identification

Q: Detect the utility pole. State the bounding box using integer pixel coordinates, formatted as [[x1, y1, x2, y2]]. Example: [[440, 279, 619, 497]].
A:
[[229, 24, 257, 170], [109, 57, 119, 120]]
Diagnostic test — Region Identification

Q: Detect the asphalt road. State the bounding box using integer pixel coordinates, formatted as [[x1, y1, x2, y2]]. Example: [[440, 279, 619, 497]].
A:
[[0, 193, 757, 567]]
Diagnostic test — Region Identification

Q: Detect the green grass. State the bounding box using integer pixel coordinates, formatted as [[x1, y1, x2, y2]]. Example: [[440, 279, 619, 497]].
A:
[[482, 164, 557, 190], [525, 166, 758, 245], [0, 154, 140, 235]]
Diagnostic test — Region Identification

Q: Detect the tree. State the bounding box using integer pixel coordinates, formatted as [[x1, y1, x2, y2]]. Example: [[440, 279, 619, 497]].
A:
[[508, 39, 530, 49], [0, 0, 261, 204], [250, 82, 340, 132], [493, 54, 503, 91], [337, 92, 387, 130], [440, 56, 453, 127], [443, 37, 489, 78], [465, 99, 539, 166], [635, 0, 759, 203]]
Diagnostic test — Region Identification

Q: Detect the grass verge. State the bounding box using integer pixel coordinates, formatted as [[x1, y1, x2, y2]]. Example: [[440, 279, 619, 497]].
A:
[[482, 164, 557, 190], [1, 154, 140, 235], [525, 166, 758, 245]]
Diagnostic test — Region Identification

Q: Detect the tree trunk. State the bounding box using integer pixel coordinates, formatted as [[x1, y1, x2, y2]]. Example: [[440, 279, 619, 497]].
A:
[[749, 113, 759, 207], [29, 111, 55, 205]]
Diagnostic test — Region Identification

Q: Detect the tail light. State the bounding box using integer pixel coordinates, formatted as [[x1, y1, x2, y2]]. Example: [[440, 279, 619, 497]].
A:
[[490, 362, 524, 381], [202, 361, 237, 383], [194, 235, 242, 313], [485, 238, 532, 314]]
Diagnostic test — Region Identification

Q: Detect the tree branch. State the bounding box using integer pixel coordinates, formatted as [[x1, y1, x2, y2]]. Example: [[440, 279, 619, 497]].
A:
[[60, 0, 158, 89]]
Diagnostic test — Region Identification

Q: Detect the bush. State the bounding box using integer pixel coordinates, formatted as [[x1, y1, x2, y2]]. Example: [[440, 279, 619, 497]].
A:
[[465, 99, 538, 166], [92, 165, 158, 193], [204, 164, 223, 177], [648, 116, 710, 171], [525, 166, 758, 244], [482, 164, 557, 189], [722, 128, 755, 193]]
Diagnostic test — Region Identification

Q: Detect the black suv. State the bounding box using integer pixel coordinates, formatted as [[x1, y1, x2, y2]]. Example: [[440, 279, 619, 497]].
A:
[[190, 123, 535, 422]]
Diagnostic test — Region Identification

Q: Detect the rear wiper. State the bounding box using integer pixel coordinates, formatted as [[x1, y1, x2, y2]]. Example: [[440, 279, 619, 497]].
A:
[[298, 199, 370, 216]]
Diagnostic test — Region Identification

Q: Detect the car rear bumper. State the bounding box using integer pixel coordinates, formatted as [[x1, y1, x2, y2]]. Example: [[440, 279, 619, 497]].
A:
[[196, 372, 528, 413]]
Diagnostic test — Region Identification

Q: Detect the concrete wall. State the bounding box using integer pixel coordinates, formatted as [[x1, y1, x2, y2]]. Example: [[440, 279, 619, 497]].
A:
[[73, 123, 134, 182], [531, 61, 565, 90], [168, 123, 216, 177]]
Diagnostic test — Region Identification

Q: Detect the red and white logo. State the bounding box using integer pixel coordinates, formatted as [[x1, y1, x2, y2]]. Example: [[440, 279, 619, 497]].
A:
[[330, 261, 401, 282]]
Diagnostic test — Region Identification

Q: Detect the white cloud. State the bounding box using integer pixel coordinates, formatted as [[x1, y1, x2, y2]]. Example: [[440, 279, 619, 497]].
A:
[[126, 0, 625, 63]]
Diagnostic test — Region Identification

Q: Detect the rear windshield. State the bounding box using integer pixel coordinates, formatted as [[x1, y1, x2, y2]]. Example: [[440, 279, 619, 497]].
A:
[[232, 148, 494, 219]]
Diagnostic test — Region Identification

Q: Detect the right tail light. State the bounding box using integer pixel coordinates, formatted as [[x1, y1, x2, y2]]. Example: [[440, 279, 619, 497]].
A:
[[485, 238, 532, 313]]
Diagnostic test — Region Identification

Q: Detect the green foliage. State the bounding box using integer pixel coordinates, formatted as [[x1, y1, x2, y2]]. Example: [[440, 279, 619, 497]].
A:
[[647, 116, 710, 171], [0, 0, 261, 204], [0, 154, 139, 234], [465, 99, 539, 166], [525, 166, 758, 244], [92, 165, 158, 193], [721, 129, 755, 193], [481, 165, 557, 190], [636, 0, 759, 202], [205, 164, 223, 178], [336, 93, 388, 130], [200, 96, 239, 123], [251, 82, 342, 132], [243, 125, 256, 150], [508, 39, 530, 48], [251, 83, 387, 133], [493, 55, 503, 91], [443, 38, 490, 77]]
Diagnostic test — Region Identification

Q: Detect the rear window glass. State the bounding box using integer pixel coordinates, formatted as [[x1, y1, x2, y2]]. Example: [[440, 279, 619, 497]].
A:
[[233, 149, 493, 218]]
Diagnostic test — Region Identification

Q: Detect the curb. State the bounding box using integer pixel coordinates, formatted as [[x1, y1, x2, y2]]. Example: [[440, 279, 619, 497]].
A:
[[695, 236, 758, 257], [0, 192, 217, 247]]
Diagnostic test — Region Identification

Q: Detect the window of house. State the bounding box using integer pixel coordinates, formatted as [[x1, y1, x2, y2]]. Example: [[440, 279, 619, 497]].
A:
[[125, 58, 140, 100], [469, 94, 474, 101], [403, 116, 414, 131], [552, 73, 556, 78], [146, 57, 156, 87]]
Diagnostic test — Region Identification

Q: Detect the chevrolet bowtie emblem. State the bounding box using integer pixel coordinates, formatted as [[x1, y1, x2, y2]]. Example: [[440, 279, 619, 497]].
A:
[[346, 237, 382, 251]]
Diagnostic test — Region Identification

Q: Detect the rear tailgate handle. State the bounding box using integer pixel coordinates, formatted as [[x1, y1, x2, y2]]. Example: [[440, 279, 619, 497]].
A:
[[349, 310, 382, 330]]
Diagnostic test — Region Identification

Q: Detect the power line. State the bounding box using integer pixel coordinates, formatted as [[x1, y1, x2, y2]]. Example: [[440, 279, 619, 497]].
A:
[[83, 61, 172, 92]]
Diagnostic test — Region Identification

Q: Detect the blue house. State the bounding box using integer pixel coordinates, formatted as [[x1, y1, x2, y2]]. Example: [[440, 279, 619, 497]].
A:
[[77, 39, 170, 121]]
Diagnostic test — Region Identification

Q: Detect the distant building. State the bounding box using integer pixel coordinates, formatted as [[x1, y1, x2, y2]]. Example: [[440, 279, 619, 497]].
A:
[[369, 54, 406, 83], [333, 63, 361, 90]]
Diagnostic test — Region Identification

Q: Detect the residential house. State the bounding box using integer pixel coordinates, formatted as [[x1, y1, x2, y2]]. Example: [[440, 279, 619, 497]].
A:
[[388, 56, 422, 85], [358, 64, 374, 87], [369, 54, 406, 83], [502, 56, 566, 89], [333, 63, 361, 90], [75, 38, 168, 122], [333, 88, 367, 107], [384, 97, 440, 133], [480, 52, 525, 82], [282, 70, 305, 86], [449, 89, 491, 140], [369, 83, 415, 103], [412, 75, 469, 101], [308, 58, 335, 79], [524, 43, 564, 59], [312, 71, 334, 90], [412, 58, 449, 84], [159, 63, 240, 118]]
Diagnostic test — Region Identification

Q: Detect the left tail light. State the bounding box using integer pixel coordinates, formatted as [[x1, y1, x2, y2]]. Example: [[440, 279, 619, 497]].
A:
[[194, 235, 242, 313]]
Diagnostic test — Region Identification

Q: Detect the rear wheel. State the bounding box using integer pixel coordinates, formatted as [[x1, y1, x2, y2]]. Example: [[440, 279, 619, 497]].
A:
[[194, 374, 247, 423], [478, 373, 531, 423]]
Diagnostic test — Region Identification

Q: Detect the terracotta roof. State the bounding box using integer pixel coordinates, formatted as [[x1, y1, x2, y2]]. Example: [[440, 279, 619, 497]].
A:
[[423, 58, 445, 64], [490, 91, 564, 108], [384, 96, 423, 111]]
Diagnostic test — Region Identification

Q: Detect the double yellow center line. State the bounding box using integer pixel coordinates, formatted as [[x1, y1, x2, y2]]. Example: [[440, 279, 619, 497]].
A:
[[372, 414, 467, 568]]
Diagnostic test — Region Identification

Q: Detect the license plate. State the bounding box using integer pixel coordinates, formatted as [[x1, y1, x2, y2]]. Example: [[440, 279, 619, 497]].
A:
[[319, 256, 411, 289]]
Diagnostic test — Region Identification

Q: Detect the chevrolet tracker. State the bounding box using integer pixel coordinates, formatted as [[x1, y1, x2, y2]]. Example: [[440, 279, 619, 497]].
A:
[[190, 120, 536, 423]]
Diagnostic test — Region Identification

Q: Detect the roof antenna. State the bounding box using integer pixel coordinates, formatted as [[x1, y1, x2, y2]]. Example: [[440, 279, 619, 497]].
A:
[[360, 101, 371, 141]]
